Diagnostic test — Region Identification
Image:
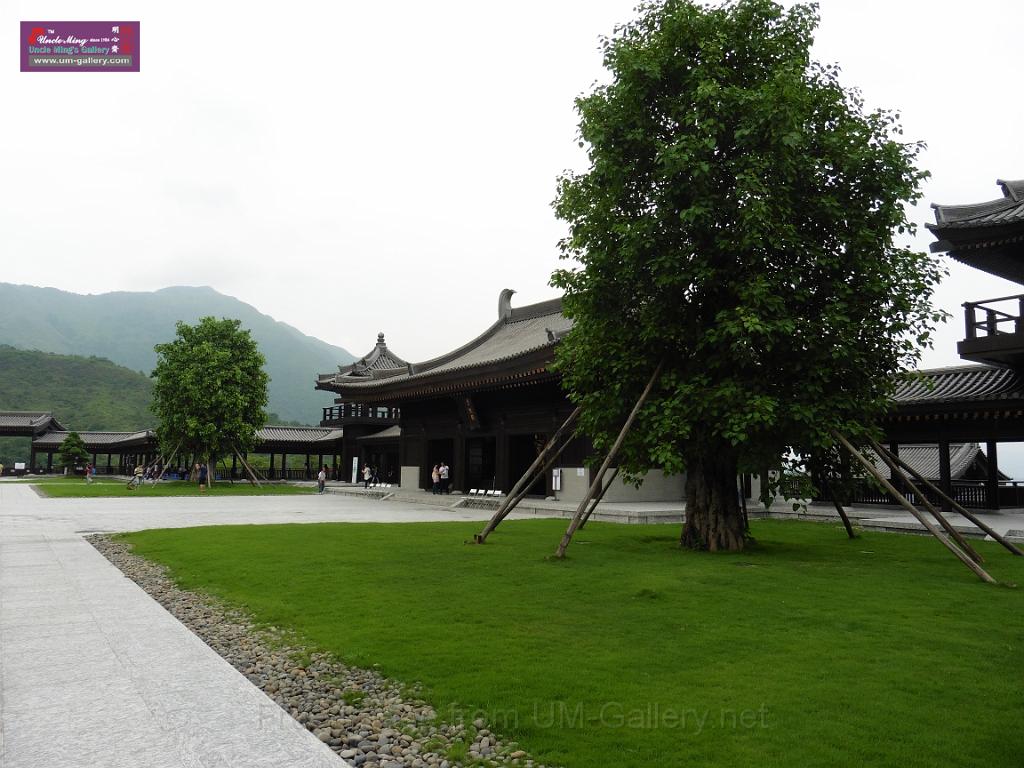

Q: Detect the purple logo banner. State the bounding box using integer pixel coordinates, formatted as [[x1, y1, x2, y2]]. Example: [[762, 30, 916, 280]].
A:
[[21, 21, 140, 72]]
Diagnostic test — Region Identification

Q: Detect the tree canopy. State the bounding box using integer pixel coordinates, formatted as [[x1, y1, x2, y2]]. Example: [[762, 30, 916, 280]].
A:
[[151, 317, 269, 473], [58, 431, 89, 470], [550, 0, 945, 550]]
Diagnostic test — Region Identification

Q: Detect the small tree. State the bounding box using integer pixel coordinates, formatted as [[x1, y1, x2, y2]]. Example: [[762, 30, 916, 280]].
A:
[[551, 0, 945, 551], [151, 317, 269, 480], [59, 432, 90, 472]]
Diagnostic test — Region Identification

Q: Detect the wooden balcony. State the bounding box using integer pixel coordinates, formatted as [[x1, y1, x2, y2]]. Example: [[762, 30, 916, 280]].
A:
[[320, 402, 400, 428], [958, 294, 1024, 369]]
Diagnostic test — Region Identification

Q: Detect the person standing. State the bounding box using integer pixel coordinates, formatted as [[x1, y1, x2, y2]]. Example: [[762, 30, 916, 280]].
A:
[[317, 465, 327, 494], [362, 464, 372, 489], [198, 462, 208, 491], [439, 461, 450, 494], [84, 462, 93, 483], [431, 464, 440, 494]]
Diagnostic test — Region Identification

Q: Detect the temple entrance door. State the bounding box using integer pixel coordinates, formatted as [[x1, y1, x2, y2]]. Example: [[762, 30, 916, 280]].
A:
[[465, 436, 497, 492], [424, 438, 454, 490], [509, 433, 548, 496]]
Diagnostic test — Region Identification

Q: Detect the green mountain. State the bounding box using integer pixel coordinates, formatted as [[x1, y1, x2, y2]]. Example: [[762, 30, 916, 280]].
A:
[[0, 346, 155, 463], [0, 283, 355, 423]]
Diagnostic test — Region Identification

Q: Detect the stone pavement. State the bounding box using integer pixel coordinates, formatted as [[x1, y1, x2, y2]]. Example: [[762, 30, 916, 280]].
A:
[[0, 483, 498, 768]]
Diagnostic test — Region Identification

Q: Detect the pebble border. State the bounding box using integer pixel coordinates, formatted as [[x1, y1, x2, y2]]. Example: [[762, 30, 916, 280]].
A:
[[89, 535, 555, 768]]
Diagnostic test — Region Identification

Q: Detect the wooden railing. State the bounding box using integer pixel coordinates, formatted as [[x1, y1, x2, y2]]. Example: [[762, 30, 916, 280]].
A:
[[963, 294, 1024, 339], [833, 479, 1024, 510], [321, 403, 401, 424]]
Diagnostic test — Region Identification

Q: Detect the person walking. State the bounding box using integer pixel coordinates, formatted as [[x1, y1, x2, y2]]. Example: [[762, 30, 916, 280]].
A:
[[84, 462, 93, 483], [439, 461, 450, 494], [198, 462, 208, 491], [362, 464, 372, 489], [317, 465, 327, 494], [431, 464, 440, 494]]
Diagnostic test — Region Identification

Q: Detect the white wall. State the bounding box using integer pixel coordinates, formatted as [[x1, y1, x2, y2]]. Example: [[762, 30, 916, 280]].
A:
[[554, 467, 685, 504], [400, 465, 420, 489]]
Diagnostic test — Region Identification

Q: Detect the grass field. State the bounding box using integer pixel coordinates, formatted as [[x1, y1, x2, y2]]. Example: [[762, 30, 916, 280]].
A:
[[121, 519, 1024, 768], [27, 476, 313, 497]]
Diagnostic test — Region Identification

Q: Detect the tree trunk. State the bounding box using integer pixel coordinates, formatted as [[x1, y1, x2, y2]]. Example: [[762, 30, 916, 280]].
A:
[[681, 446, 746, 552]]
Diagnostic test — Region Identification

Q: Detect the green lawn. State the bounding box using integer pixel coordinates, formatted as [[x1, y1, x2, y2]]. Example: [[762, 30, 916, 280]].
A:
[[122, 519, 1024, 767], [30, 476, 313, 497]]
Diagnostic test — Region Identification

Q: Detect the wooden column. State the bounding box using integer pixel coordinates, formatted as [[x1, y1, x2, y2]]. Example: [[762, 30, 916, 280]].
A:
[[107, 454, 112, 471], [281, 452, 287, 480], [29, 448, 36, 472], [269, 453, 276, 479], [46, 452, 53, 472], [231, 453, 237, 479], [453, 433, 466, 494], [986, 440, 1000, 511], [938, 441, 952, 513], [495, 426, 509, 494]]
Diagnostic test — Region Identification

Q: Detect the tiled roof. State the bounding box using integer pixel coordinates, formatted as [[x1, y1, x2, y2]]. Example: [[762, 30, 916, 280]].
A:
[[0, 411, 64, 432], [32, 430, 154, 449], [256, 426, 345, 444], [321, 290, 571, 396], [929, 179, 1024, 231], [317, 333, 410, 386], [866, 443, 1005, 481], [891, 364, 1024, 405]]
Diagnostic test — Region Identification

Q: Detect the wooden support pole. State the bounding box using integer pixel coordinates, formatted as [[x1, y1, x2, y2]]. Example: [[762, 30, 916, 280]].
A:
[[834, 433, 996, 584], [475, 406, 581, 543], [500, 436, 574, 524], [821, 477, 857, 539], [556, 360, 664, 559], [579, 466, 619, 530], [233, 445, 263, 487], [873, 441, 1023, 558], [868, 439, 984, 564]]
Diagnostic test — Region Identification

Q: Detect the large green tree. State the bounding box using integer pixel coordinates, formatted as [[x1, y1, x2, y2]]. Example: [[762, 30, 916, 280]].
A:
[[551, 0, 944, 551], [151, 317, 269, 478], [58, 431, 90, 471]]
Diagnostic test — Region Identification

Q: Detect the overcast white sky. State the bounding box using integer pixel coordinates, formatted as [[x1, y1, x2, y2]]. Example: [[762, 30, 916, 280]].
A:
[[4, 1, 1024, 463]]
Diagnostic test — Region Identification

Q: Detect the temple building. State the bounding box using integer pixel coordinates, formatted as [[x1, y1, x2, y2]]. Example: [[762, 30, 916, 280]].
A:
[[876, 178, 1024, 509], [316, 290, 685, 502]]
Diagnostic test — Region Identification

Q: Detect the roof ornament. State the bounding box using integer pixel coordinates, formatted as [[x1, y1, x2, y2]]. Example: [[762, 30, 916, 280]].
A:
[[377, 332, 386, 346], [498, 288, 516, 320], [998, 179, 1024, 202], [545, 327, 555, 342]]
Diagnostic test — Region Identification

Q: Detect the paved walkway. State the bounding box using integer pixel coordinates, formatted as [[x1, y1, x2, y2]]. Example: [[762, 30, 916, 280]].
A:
[[0, 483, 498, 768]]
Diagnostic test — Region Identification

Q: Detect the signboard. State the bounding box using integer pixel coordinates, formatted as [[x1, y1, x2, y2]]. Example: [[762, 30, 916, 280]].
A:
[[21, 21, 140, 72], [552, 467, 561, 492], [351, 457, 359, 484], [14, 462, 26, 470]]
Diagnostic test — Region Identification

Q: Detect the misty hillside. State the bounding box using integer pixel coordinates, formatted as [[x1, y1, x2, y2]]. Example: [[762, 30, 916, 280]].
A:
[[0, 284, 354, 423]]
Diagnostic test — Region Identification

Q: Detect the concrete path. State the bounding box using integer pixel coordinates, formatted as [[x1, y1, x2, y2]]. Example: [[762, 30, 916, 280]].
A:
[[0, 483, 498, 768]]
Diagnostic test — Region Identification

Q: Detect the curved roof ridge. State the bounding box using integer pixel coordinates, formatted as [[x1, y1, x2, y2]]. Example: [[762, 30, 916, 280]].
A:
[[929, 178, 1024, 230], [892, 364, 1022, 403], [403, 292, 564, 375]]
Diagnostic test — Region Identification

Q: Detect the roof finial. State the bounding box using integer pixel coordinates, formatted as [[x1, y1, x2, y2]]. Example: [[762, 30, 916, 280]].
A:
[[498, 288, 516, 320], [377, 332, 386, 346]]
